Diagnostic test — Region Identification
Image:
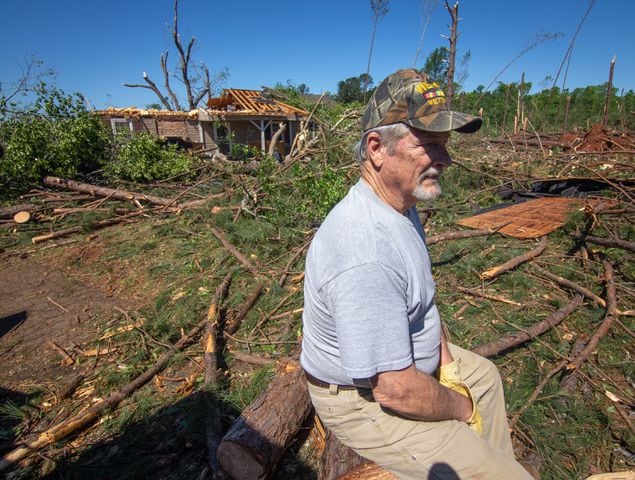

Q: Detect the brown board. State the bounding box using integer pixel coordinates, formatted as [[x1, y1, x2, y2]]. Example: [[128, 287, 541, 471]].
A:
[[456, 197, 601, 239]]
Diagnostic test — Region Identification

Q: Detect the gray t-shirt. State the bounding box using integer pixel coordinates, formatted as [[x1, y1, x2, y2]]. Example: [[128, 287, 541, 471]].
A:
[[301, 179, 441, 385]]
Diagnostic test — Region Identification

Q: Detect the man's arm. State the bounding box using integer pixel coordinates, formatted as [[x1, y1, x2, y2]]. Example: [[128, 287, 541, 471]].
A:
[[371, 364, 473, 422]]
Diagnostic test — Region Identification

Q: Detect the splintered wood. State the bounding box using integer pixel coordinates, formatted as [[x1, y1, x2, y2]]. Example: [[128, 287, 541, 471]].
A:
[[456, 197, 602, 239]]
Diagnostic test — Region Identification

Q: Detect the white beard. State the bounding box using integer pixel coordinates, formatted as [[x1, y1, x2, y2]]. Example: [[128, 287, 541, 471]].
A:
[[412, 168, 443, 201]]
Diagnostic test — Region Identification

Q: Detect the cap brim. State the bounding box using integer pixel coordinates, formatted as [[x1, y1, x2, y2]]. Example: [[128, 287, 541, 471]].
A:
[[405, 110, 482, 134]]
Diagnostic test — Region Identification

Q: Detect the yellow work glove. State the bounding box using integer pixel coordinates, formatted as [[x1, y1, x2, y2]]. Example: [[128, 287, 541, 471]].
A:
[[437, 359, 483, 435]]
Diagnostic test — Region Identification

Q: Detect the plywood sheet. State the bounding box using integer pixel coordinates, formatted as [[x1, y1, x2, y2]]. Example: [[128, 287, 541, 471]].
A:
[[456, 197, 598, 239]]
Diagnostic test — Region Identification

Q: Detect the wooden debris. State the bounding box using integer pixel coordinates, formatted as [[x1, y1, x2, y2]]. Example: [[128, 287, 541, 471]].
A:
[[337, 462, 398, 480], [82, 347, 118, 357], [204, 272, 233, 384], [319, 431, 369, 480], [216, 359, 312, 480], [472, 295, 584, 357], [43, 176, 174, 207], [59, 374, 85, 399], [278, 239, 311, 287], [426, 227, 501, 245], [480, 236, 548, 281], [559, 336, 588, 393], [457, 197, 605, 239], [226, 281, 266, 336], [204, 272, 233, 478], [209, 227, 259, 274], [13, 211, 30, 224], [509, 358, 570, 430], [455, 286, 521, 306], [0, 203, 43, 219], [566, 260, 618, 372], [0, 298, 218, 471], [229, 350, 274, 367], [48, 341, 74, 366], [573, 232, 635, 253], [31, 209, 148, 244], [533, 265, 606, 307]]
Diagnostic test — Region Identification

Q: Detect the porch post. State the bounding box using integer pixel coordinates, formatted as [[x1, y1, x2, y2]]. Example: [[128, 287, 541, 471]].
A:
[[249, 119, 271, 152]]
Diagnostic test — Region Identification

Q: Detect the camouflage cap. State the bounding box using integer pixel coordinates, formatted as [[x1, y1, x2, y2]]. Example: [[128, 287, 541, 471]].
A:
[[361, 69, 482, 134]]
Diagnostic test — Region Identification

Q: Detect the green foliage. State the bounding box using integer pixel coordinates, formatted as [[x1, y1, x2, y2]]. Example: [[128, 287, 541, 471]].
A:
[[336, 74, 374, 103], [105, 132, 196, 182], [229, 142, 264, 162], [0, 83, 110, 194], [423, 47, 449, 84]]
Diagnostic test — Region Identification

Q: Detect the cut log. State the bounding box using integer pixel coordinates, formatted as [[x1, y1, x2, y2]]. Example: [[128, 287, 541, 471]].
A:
[[319, 431, 368, 480], [13, 211, 31, 224], [0, 204, 42, 219], [43, 176, 174, 207], [337, 463, 398, 480], [216, 360, 312, 480]]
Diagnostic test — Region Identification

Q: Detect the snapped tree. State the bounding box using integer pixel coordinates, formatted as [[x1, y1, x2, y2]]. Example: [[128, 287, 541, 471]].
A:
[[124, 0, 227, 111]]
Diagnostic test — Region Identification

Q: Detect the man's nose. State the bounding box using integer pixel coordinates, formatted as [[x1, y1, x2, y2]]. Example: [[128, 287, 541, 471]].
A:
[[434, 147, 452, 168]]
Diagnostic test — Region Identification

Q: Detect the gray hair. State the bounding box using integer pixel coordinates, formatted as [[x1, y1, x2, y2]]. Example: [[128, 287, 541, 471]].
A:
[[354, 122, 412, 165]]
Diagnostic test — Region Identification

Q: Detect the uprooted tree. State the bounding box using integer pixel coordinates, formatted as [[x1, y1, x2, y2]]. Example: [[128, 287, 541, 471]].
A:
[[124, 0, 227, 111]]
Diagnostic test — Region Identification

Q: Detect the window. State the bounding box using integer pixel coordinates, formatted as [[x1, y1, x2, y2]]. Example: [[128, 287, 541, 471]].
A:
[[110, 118, 133, 135]]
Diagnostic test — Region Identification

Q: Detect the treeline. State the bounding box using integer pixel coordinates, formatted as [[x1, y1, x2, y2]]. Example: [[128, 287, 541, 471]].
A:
[[312, 70, 634, 136], [458, 82, 635, 135]]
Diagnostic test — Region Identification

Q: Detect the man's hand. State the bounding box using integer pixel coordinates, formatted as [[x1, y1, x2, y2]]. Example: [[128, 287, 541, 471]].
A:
[[438, 359, 483, 435]]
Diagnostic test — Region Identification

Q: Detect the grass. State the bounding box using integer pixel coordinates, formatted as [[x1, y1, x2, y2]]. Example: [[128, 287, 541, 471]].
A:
[[0, 133, 633, 479]]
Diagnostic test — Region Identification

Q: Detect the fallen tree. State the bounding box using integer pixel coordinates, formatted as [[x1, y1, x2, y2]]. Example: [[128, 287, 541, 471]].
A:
[[216, 358, 312, 480]]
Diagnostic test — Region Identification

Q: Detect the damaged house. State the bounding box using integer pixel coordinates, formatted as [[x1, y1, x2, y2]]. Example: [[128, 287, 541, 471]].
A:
[[97, 89, 310, 157]]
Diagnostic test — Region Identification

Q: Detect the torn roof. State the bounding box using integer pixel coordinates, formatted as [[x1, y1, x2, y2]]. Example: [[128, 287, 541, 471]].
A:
[[95, 107, 200, 119], [206, 89, 309, 118], [97, 89, 309, 120]]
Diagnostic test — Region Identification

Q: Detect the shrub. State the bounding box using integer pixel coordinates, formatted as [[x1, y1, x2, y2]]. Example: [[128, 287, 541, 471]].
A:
[[105, 132, 196, 182], [0, 84, 110, 194]]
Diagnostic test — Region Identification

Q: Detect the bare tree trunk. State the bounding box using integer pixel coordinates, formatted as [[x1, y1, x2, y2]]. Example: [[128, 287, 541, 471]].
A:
[[602, 55, 616, 126], [268, 123, 287, 157], [161, 51, 183, 111], [563, 95, 571, 133], [502, 83, 510, 134], [173, 0, 197, 110], [444, 0, 459, 108]]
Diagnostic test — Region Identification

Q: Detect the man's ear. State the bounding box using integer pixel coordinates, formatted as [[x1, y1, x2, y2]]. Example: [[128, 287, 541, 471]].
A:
[[366, 132, 384, 168]]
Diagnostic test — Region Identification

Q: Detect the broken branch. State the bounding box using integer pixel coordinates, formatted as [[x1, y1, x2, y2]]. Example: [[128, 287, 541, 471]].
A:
[[566, 260, 617, 372], [209, 227, 259, 274], [472, 295, 584, 357], [481, 236, 548, 280], [0, 305, 214, 471], [573, 232, 635, 253]]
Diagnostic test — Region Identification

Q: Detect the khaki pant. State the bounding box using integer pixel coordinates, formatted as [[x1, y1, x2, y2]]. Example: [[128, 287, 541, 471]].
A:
[[308, 344, 532, 479]]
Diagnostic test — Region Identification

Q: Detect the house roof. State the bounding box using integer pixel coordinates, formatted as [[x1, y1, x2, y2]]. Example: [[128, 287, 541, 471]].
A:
[[206, 89, 309, 118], [96, 107, 200, 119], [97, 89, 309, 121]]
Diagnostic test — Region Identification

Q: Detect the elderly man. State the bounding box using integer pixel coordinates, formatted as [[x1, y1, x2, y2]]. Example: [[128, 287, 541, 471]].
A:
[[300, 69, 533, 479]]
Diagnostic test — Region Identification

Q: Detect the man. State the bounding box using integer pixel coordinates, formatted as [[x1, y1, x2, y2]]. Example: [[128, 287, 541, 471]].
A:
[[301, 69, 533, 479]]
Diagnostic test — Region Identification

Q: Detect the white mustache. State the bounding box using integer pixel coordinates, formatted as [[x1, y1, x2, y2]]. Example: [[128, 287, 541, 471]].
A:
[[420, 167, 442, 181]]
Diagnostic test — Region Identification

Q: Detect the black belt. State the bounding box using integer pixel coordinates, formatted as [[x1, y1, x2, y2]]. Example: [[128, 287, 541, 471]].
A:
[[304, 371, 365, 391]]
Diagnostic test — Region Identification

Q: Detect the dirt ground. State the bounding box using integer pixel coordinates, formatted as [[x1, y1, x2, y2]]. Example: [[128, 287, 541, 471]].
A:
[[0, 255, 125, 396]]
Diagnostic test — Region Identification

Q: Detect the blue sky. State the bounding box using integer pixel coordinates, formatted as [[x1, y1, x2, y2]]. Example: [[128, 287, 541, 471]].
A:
[[1, 0, 632, 110]]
